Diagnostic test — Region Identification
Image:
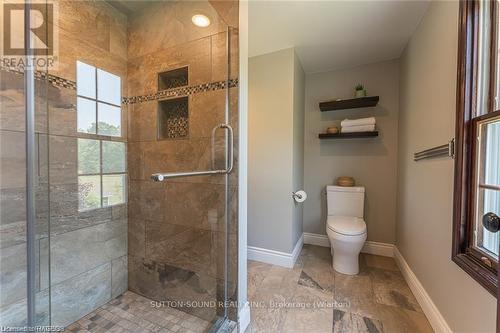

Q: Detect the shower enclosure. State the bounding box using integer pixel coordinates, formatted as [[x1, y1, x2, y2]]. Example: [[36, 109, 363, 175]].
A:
[[0, 1, 239, 331]]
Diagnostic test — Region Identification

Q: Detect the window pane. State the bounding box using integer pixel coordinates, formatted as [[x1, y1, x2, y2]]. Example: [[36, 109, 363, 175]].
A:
[[485, 119, 500, 186], [97, 69, 121, 106], [479, 117, 500, 256], [474, 115, 500, 259], [76, 61, 96, 99], [495, 0, 500, 110], [78, 175, 101, 211], [98, 103, 121, 137], [102, 174, 126, 207], [102, 141, 126, 173], [476, 0, 492, 116], [77, 97, 96, 134], [78, 139, 100, 174]]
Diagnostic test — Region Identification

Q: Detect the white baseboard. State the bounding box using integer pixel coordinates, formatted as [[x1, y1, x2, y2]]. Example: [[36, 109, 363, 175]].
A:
[[393, 247, 452, 333], [303, 232, 394, 258], [303, 232, 330, 247], [247, 234, 303, 268], [238, 301, 250, 333], [362, 241, 395, 257]]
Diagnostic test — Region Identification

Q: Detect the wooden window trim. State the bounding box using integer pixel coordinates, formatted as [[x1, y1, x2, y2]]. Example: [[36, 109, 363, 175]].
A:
[[453, 0, 499, 297]]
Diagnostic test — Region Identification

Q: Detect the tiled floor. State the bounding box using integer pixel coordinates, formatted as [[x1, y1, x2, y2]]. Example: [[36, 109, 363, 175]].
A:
[[66, 291, 212, 333], [66, 245, 432, 333], [246, 245, 434, 333]]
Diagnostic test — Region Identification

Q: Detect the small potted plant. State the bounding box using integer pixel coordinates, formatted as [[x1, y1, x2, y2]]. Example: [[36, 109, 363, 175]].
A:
[[354, 84, 367, 98]]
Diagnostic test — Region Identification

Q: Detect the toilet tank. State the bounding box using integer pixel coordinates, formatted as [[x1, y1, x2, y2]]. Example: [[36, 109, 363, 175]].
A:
[[326, 186, 365, 217]]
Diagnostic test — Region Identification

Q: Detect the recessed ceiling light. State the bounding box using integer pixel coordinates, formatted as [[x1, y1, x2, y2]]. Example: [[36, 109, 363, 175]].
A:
[[192, 14, 210, 27]]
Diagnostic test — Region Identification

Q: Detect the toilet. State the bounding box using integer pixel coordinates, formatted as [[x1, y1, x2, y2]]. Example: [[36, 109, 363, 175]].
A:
[[326, 185, 367, 275]]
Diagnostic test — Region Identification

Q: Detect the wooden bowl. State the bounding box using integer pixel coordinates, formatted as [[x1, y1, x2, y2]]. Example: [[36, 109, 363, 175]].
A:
[[326, 126, 339, 134], [336, 176, 355, 187]]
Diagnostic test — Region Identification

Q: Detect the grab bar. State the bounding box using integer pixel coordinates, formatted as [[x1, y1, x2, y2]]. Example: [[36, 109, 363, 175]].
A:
[[414, 139, 455, 161], [151, 124, 234, 182]]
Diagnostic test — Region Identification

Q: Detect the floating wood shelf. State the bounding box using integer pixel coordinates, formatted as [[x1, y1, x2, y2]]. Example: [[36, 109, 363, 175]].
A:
[[319, 96, 379, 112], [318, 131, 379, 139]]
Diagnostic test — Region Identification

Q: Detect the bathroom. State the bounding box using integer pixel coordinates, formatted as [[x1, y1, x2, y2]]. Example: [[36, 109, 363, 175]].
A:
[[1, 0, 240, 332], [1, 0, 500, 333], [246, 1, 499, 332]]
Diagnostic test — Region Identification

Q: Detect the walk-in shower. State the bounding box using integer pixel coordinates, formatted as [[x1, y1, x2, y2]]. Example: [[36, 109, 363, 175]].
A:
[[0, 1, 239, 332]]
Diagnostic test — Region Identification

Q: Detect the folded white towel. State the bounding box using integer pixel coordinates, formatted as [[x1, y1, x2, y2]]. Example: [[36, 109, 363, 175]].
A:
[[341, 124, 376, 133], [341, 117, 376, 127]]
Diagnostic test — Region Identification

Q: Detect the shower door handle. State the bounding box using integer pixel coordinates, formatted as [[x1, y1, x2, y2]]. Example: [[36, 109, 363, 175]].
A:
[[212, 123, 234, 173], [151, 124, 234, 182]]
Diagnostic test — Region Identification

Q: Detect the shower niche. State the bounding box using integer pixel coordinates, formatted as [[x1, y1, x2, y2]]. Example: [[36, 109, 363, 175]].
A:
[[158, 66, 188, 90], [157, 67, 189, 140], [158, 96, 189, 139]]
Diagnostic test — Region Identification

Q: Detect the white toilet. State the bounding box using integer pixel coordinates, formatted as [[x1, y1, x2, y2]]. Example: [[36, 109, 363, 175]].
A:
[[326, 185, 367, 275]]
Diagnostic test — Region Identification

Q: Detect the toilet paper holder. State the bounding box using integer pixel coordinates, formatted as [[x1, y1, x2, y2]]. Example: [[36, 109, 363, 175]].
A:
[[292, 190, 307, 203]]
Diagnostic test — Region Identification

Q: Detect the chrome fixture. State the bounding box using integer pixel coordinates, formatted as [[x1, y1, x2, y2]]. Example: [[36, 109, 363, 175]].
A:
[[151, 123, 234, 181], [414, 139, 455, 161]]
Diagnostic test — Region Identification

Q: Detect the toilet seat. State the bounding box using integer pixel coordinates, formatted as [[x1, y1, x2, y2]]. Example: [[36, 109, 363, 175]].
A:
[[327, 216, 366, 236]]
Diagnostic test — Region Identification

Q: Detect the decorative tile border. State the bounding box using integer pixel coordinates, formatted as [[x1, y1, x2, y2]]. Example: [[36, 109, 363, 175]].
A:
[[123, 79, 239, 105], [39, 71, 77, 90], [0, 65, 238, 105], [0, 64, 78, 90]]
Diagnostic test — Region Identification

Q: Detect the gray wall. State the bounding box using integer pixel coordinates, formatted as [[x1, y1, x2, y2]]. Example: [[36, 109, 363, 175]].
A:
[[397, 1, 496, 331], [303, 60, 399, 243], [248, 48, 305, 253], [292, 52, 306, 248]]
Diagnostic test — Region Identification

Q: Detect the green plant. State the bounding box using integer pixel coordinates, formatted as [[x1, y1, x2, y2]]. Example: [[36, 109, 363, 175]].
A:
[[355, 84, 364, 91]]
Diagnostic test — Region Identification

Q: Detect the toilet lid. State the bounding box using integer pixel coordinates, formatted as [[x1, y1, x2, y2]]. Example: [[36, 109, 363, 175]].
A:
[[327, 216, 366, 236]]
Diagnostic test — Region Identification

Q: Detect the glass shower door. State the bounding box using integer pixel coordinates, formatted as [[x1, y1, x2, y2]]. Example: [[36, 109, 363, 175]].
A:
[[127, 23, 236, 330], [0, 0, 51, 328]]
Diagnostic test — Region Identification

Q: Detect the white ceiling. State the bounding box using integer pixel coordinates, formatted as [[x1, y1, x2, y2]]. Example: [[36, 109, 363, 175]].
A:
[[249, 0, 430, 73]]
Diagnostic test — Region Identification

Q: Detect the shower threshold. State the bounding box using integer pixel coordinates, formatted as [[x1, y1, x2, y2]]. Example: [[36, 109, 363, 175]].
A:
[[66, 291, 216, 333]]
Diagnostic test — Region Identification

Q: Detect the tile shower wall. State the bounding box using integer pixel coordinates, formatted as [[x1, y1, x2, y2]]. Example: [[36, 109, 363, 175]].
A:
[[126, 0, 240, 322], [0, 0, 128, 327], [0, 0, 239, 328]]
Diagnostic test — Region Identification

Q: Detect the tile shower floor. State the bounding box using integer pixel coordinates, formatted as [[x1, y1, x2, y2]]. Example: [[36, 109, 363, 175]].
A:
[[66, 292, 212, 333], [247, 245, 434, 333]]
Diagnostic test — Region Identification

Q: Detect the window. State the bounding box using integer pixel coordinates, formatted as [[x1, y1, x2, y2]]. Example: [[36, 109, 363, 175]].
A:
[[76, 61, 122, 136], [76, 61, 126, 211], [454, 0, 500, 295], [474, 116, 500, 258], [77, 139, 126, 211]]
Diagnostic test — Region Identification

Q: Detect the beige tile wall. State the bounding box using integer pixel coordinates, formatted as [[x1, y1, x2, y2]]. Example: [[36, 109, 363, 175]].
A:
[[126, 0, 239, 322], [0, 0, 129, 327]]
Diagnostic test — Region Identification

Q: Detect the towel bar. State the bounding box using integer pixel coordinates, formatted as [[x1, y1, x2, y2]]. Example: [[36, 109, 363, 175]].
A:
[[414, 139, 455, 161]]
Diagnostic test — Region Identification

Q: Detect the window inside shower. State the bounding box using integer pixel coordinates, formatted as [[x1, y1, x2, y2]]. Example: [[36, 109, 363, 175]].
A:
[[76, 61, 126, 211], [0, 0, 239, 332]]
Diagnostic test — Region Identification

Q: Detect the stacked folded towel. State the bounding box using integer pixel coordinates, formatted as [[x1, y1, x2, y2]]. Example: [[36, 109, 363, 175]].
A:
[[340, 117, 376, 133]]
